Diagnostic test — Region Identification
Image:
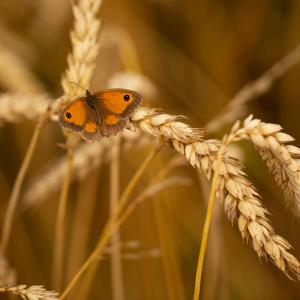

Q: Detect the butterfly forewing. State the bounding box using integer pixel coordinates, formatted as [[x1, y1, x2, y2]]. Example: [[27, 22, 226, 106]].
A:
[[59, 98, 87, 133], [94, 89, 142, 118]]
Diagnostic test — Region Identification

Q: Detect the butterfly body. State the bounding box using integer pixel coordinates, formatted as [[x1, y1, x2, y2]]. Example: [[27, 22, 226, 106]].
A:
[[59, 88, 142, 141]]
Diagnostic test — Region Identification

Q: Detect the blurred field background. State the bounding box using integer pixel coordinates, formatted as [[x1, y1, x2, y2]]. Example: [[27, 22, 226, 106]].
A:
[[0, 0, 300, 299]]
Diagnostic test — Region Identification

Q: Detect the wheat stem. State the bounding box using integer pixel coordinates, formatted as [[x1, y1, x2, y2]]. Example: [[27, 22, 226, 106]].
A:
[[60, 141, 162, 300], [52, 144, 73, 291], [0, 110, 50, 254], [193, 145, 225, 300], [109, 136, 124, 300]]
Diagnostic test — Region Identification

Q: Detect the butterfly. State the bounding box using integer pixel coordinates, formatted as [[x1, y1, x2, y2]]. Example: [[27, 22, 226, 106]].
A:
[[59, 88, 142, 141]]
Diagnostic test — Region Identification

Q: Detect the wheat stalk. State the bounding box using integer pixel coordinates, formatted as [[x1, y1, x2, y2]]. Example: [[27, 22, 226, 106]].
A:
[[193, 143, 225, 300], [109, 136, 124, 300], [0, 285, 58, 300], [129, 107, 300, 279]]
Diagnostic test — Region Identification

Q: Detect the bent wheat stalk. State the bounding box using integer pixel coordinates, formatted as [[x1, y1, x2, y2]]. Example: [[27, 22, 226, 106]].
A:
[[129, 107, 300, 279], [193, 144, 225, 300]]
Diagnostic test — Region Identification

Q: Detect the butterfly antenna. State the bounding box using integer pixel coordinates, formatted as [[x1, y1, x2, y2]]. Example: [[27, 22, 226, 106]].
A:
[[68, 81, 86, 92]]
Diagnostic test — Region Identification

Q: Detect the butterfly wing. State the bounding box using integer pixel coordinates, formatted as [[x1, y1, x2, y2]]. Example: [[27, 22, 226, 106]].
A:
[[93, 89, 142, 136], [59, 97, 102, 142], [58, 98, 87, 133]]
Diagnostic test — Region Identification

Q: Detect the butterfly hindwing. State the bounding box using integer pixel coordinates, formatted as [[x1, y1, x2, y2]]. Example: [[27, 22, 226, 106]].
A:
[[80, 106, 103, 141], [100, 113, 128, 137]]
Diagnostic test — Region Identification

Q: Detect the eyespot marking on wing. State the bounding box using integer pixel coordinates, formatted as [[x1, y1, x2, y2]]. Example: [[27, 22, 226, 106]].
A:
[[94, 90, 141, 115], [63, 100, 86, 126]]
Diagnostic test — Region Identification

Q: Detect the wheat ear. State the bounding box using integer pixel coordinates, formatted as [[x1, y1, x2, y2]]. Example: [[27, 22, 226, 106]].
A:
[[60, 0, 102, 99], [130, 107, 300, 279], [0, 285, 58, 300], [224, 115, 300, 216]]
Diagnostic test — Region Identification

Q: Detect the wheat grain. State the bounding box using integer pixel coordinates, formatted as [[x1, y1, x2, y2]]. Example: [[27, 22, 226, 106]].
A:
[[0, 285, 58, 300], [130, 107, 300, 279]]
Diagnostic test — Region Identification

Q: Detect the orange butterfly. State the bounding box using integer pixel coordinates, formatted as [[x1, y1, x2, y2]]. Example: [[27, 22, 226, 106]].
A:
[[59, 88, 142, 141]]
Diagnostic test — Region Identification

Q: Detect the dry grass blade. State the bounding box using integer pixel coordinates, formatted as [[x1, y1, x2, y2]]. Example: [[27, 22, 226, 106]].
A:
[[0, 285, 58, 300], [130, 107, 300, 279], [0, 93, 51, 123], [206, 43, 300, 133]]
